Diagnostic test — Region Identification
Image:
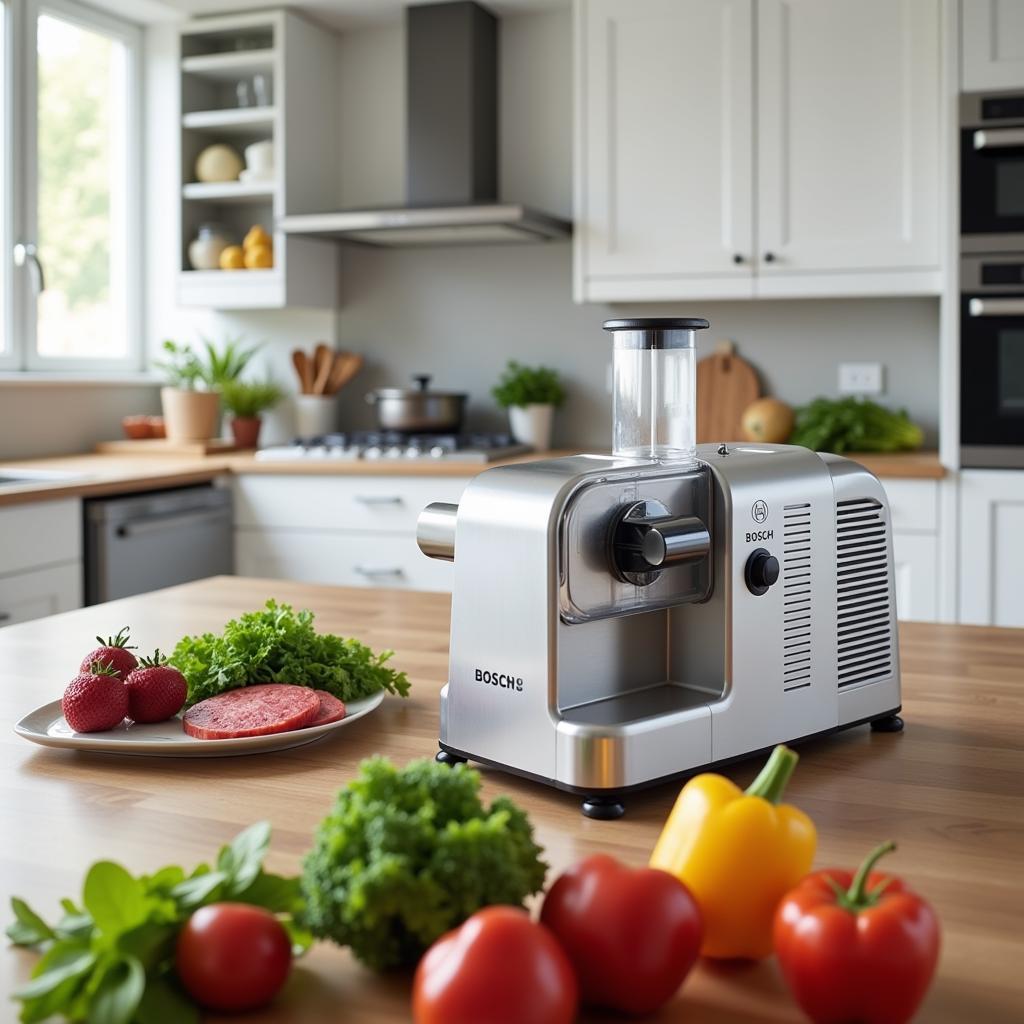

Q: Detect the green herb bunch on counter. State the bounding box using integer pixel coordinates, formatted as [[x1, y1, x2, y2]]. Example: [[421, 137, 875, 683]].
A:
[[301, 757, 548, 970], [7, 823, 307, 1024], [789, 397, 924, 454], [169, 600, 410, 706]]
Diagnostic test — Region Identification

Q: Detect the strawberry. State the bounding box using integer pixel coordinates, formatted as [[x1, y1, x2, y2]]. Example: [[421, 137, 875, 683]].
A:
[[62, 663, 129, 733], [124, 651, 187, 724], [80, 626, 138, 681]]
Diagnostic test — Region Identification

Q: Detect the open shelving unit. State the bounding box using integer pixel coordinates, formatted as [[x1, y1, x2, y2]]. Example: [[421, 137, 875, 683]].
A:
[[177, 10, 339, 310]]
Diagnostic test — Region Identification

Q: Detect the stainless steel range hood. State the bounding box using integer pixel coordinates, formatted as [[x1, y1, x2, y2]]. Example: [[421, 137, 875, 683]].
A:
[[279, 1, 570, 247]]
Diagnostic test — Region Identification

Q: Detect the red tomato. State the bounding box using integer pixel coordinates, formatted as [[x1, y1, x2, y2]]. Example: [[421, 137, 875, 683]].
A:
[[540, 853, 702, 1015], [412, 906, 578, 1024], [176, 902, 292, 1012]]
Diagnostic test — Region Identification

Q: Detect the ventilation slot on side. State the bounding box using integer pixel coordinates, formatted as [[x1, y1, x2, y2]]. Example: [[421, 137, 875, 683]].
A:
[[836, 498, 894, 687], [782, 503, 812, 691]]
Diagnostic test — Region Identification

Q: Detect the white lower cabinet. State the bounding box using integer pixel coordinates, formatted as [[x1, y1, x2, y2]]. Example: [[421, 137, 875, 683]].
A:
[[0, 498, 83, 627], [878, 478, 942, 623], [232, 474, 471, 592], [0, 563, 82, 626], [959, 470, 1024, 627]]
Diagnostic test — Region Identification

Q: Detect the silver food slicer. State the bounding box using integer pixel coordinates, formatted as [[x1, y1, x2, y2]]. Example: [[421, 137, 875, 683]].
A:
[[417, 318, 902, 818]]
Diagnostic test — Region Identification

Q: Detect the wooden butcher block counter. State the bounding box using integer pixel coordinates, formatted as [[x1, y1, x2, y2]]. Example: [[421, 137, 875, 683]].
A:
[[1, 577, 1021, 1022]]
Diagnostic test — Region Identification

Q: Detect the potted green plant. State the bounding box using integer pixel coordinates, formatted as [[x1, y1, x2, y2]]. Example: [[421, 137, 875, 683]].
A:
[[154, 340, 222, 442], [220, 378, 284, 449], [491, 361, 566, 451]]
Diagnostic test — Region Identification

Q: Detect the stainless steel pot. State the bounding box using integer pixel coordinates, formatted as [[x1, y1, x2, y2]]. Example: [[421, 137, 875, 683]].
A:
[[366, 374, 467, 433]]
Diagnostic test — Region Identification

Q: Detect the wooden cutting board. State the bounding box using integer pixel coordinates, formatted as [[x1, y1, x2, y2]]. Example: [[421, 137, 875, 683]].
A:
[[696, 340, 760, 443], [95, 438, 241, 456]]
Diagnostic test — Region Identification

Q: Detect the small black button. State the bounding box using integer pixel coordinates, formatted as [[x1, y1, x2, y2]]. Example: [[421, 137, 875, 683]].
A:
[[745, 548, 780, 596]]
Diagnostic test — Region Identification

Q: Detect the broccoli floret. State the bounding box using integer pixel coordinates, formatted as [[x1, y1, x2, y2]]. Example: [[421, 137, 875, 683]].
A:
[[300, 757, 548, 970]]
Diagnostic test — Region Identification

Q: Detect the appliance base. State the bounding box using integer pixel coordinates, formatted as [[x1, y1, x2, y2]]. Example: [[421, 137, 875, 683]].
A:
[[436, 705, 903, 818]]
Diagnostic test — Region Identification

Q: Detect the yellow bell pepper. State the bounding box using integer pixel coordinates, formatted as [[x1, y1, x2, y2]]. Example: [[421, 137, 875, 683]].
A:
[[649, 745, 816, 959]]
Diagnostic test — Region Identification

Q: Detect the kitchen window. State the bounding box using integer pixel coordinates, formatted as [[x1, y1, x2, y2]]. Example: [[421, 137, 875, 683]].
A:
[[0, 0, 142, 373]]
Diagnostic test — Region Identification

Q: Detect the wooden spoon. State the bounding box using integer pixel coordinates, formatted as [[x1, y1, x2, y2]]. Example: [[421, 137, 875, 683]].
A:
[[312, 343, 334, 395], [291, 349, 314, 394], [326, 352, 364, 394]]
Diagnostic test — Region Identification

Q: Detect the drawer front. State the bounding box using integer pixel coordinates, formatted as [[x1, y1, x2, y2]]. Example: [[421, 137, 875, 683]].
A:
[[0, 499, 81, 576], [236, 528, 454, 592], [0, 562, 82, 627], [880, 479, 938, 533], [232, 475, 472, 533]]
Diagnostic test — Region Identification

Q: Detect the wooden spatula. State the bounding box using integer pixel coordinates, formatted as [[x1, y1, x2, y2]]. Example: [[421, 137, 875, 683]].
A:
[[292, 349, 314, 395], [326, 352, 364, 394], [312, 343, 334, 395]]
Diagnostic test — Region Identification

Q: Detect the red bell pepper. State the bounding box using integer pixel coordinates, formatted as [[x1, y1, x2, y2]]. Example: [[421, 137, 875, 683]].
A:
[[774, 840, 940, 1024]]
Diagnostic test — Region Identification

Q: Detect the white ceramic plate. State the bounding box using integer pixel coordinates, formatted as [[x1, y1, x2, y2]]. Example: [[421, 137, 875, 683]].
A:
[[14, 689, 384, 757]]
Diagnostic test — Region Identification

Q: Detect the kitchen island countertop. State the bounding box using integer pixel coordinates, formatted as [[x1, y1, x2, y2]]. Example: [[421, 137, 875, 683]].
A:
[[1, 577, 1020, 1022], [0, 449, 946, 507]]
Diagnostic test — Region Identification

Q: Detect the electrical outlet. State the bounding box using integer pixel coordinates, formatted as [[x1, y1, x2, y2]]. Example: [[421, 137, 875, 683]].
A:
[[838, 362, 884, 396]]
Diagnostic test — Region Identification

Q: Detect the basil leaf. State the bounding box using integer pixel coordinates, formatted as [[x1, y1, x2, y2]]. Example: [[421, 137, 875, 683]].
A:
[[6, 898, 54, 947], [170, 870, 226, 909], [18, 973, 87, 1024], [60, 898, 81, 915], [87, 955, 145, 1024], [235, 871, 301, 914], [219, 821, 271, 894], [15, 944, 96, 999], [135, 975, 201, 1024], [55, 911, 94, 943], [141, 866, 186, 894], [83, 862, 147, 937], [114, 920, 177, 971]]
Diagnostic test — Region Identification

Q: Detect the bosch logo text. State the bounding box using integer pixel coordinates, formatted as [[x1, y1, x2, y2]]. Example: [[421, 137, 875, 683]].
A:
[[746, 529, 774, 543], [475, 669, 524, 692]]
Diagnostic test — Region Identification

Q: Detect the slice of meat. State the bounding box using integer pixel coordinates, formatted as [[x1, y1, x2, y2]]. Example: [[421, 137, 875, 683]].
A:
[[183, 684, 320, 740], [307, 690, 347, 728]]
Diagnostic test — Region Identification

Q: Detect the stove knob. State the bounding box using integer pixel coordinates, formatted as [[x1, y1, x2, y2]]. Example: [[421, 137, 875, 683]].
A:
[[429, 446, 446, 458], [385, 445, 404, 459], [364, 445, 382, 460], [745, 548, 780, 596]]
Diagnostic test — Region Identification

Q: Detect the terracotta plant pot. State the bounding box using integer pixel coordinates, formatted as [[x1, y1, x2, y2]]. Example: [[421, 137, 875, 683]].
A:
[[160, 387, 221, 442], [230, 416, 262, 449]]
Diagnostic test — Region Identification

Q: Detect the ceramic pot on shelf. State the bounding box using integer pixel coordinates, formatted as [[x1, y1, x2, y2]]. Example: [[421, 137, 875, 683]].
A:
[[160, 388, 221, 442], [508, 403, 554, 451], [229, 416, 262, 449]]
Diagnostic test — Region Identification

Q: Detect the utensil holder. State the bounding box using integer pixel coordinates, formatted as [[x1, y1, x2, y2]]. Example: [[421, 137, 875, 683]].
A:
[[294, 394, 338, 439]]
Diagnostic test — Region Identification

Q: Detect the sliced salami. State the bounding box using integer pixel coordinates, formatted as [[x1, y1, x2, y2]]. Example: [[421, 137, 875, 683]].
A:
[[307, 690, 347, 727], [183, 684, 320, 740]]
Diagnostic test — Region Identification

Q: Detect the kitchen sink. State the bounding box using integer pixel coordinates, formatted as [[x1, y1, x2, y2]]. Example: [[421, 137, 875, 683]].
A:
[[0, 469, 88, 488]]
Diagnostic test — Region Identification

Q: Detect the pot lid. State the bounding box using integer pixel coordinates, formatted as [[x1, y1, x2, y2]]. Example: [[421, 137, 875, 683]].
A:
[[372, 374, 467, 400]]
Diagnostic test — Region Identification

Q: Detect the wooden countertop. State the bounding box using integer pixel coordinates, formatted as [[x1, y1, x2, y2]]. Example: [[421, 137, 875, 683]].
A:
[[2, 578, 1021, 1022], [0, 449, 946, 507]]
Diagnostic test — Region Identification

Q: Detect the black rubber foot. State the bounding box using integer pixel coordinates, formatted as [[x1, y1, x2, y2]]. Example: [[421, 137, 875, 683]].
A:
[[581, 797, 625, 820], [435, 749, 467, 766], [870, 714, 904, 733]]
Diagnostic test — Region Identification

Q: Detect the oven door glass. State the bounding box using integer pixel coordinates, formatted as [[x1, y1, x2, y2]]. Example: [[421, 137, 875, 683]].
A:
[[961, 295, 1024, 445], [961, 127, 1024, 236]]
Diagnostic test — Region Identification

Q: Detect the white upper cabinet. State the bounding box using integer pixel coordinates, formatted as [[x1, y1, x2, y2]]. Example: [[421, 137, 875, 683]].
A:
[[962, 0, 1024, 90], [756, 0, 941, 293], [574, 0, 754, 302], [573, 0, 944, 303]]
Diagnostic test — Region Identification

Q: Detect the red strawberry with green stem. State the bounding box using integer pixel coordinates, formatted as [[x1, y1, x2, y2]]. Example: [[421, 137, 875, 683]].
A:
[[62, 662, 129, 733], [80, 626, 138, 681], [125, 651, 187, 724]]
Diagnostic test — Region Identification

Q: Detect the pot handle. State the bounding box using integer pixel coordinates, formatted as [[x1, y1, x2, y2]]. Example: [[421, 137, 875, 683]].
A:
[[412, 374, 431, 391]]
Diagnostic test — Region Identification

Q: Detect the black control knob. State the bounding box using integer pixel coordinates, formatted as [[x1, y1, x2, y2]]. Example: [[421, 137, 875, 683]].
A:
[[745, 548, 780, 596]]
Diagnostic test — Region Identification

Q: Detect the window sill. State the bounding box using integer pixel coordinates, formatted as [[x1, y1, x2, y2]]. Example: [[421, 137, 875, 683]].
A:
[[0, 372, 162, 387]]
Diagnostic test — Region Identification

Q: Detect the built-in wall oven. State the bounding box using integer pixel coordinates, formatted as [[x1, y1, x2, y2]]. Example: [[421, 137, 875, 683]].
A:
[[961, 254, 1024, 468], [961, 91, 1024, 253]]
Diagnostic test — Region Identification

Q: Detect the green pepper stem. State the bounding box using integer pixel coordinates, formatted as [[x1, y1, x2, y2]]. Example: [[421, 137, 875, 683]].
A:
[[744, 745, 799, 805], [844, 839, 897, 908]]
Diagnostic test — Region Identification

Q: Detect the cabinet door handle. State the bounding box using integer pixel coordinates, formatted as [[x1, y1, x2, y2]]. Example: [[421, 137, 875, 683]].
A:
[[974, 127, 1024, 150], [353, 495, 403, 506], [732, 253, 745, 264], [968, 297, 1024, 317], [353, 566, 405, 579], [763, 252, 777, 263]]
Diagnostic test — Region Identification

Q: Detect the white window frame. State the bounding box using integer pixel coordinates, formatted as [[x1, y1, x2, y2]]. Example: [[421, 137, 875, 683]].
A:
[[1, 0, 143, 373]]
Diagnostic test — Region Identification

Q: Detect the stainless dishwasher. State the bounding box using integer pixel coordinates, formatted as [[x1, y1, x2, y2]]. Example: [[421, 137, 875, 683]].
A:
[[84, 485, 234, 604]]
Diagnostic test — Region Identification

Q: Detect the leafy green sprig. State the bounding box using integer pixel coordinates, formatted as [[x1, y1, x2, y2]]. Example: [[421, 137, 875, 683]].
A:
[[8, 823, 308, 1024], [491, 360, 566, 408]]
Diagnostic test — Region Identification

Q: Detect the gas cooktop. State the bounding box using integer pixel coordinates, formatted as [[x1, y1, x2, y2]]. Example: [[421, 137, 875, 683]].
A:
[[255, 431, 532, 463]]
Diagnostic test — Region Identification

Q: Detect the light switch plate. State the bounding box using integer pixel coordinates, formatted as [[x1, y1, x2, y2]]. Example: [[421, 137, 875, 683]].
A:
[[838, 362, 884, 395]]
